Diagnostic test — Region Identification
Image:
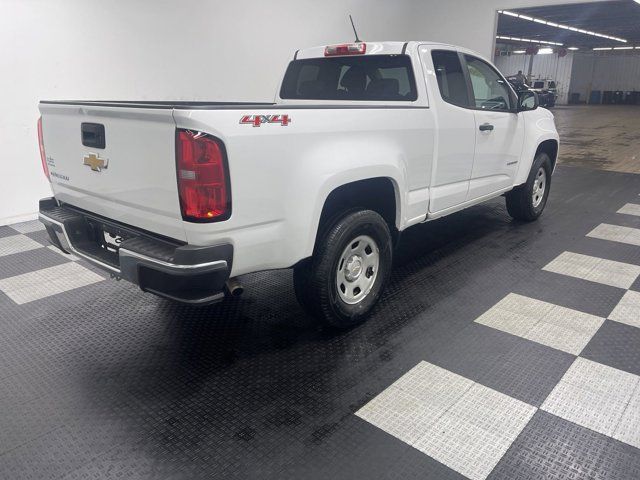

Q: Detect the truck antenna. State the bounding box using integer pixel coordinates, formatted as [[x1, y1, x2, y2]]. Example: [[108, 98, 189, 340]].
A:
[[349, 15, 362, 43]]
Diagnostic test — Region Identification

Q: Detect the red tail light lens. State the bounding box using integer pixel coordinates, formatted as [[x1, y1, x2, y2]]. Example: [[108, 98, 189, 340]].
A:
[[175, 129, 231, 222], [37, 117, 50, 182], [324, 43, 367, 56]]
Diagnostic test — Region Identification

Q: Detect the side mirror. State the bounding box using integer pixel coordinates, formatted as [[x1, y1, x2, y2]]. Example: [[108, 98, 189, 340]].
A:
[[517, 90, 539, 112]]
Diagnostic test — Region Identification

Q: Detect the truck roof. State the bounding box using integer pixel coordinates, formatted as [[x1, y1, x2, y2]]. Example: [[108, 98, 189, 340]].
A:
[[295, 41, 475, 60]]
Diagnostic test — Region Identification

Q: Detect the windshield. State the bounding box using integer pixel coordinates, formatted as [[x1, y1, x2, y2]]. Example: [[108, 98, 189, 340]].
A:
[[280, 55, 418, 101]]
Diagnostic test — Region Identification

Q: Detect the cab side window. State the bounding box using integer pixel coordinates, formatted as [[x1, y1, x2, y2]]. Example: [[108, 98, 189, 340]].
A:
[[464, 55, 512, 111], [431, 50, 470, 108]]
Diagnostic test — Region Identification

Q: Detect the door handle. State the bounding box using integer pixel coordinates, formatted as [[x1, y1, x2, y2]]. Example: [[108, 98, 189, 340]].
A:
[[479, 123, 494, 132]]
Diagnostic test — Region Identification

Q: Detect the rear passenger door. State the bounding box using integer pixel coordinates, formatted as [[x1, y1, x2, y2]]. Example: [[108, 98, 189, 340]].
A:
[[423, 49, 477, 213], [462, 55, 524, 199]]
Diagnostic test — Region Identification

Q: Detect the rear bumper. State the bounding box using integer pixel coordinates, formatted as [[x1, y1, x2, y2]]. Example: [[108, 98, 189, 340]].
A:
[[38, 197, 232, 305]]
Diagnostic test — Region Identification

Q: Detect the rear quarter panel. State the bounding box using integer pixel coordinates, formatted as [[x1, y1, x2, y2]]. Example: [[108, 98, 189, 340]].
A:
[[174, 107, 435, 276]]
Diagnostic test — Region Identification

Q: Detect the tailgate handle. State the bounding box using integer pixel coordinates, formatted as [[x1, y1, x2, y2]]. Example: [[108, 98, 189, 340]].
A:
[[81, 123, 106, 149]]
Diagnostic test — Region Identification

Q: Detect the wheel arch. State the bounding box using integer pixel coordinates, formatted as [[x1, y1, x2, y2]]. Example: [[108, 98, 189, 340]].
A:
[[310, 176, 401, 257], [536, 139, 559, 173], [515, 132, 559, 186]]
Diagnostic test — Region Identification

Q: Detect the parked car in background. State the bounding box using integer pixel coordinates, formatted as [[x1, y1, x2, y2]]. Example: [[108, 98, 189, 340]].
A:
[[530, 79, 557, 108], [507, 77, 556, 108], [37, 41, 559, 329]]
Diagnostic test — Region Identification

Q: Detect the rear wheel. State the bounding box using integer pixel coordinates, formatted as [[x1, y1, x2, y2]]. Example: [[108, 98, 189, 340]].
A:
[[293, 210, 392, 329], [506, 152, 552, 221]]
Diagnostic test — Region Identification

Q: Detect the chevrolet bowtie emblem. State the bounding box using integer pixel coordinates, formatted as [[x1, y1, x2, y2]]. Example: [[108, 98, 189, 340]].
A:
[[83, 153, 108, 172]]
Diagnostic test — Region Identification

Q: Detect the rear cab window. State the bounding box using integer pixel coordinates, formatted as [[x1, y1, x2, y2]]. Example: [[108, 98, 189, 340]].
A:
[[280, 55, 418, 101]]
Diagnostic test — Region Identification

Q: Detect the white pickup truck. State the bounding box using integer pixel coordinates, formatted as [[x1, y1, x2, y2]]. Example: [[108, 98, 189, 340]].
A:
[[38, 41, 559, 328]]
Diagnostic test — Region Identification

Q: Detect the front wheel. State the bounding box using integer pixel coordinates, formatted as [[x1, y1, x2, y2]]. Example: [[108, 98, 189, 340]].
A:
[[506, 152, 552, 221], [293, 210, 392, 329]]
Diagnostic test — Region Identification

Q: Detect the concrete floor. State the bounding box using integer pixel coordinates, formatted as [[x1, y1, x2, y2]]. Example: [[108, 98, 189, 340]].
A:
[[553, 105, 640, 174]]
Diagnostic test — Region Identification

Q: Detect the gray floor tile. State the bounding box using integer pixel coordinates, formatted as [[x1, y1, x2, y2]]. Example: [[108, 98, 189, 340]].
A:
[[541, 358, 640, 439], [542, 382, 629, 436], [9, 219, 45, 234], [0, 263, 104, 305], [0, 235, 44, 257], [543, 251, 640, 289], [618, 203, 640, 217], [358, 362, 536, 480], [413, 383, 536, 480], [475, 293, 604, 355], [609, 290, 640, 328], [355, 385, 440, 446], [390, 361, 474, 408], [356, 362, 474, 447], [587, 223, 639, 245], [613, 385, 640, 450]]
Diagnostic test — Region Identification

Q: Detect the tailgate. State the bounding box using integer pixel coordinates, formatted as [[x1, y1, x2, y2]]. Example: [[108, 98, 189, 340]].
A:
[[39, 102, 185, 241]]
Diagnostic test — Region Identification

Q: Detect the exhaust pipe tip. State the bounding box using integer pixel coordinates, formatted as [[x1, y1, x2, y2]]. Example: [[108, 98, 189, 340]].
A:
[[225, 277, 244, 297]]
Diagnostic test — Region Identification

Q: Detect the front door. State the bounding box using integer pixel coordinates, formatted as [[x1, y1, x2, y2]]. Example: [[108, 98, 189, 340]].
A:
[[463, 54, 524, 200]]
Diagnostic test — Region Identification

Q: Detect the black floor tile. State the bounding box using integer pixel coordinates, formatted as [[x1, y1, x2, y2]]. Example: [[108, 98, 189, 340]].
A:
[[24, 229, 51, 247], [0, 225, 17, 238], [0, 245, 68, 280], [480, 341, 575, 407], [490, 410, 607, 480], [596, 438, 640, 480], [512, 270, 624, 319], [580, 320, 640, 375]]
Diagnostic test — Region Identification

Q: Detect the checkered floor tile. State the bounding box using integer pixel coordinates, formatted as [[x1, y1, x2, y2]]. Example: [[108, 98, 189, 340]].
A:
[[0, 262, 104, 304], [588, 223, 640, 247], [542, 358, 640, 444], [9, 219, 45, 234], [359, 197, 640, 479], [475, 293, 604, 355], [609, 290, 640, 328], [0, 168, 638, 479], [357, 362, 536, 480], [0, 234, 44, 257], [543, 251, 640, 289], [0, 221, 103, 305], [618, 203, 640, 217], [47, 244, 80, 261]]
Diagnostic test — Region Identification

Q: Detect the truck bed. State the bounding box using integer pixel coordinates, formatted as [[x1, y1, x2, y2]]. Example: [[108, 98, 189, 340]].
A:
[[40, 100, 275, 110]]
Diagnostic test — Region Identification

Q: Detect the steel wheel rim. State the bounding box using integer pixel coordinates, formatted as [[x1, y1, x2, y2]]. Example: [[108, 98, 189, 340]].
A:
[[336, 235, 380, 305], [532, 167, 546, 208]]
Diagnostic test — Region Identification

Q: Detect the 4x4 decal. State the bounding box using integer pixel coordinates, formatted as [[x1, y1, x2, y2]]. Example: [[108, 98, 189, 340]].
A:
[[240, 114, 291, 127]]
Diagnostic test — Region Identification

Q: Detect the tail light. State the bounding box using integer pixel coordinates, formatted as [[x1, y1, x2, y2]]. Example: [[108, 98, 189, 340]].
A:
[[175, 129, 231, 222], [324, 43, 367, 56], [37, 117, 50, 181]]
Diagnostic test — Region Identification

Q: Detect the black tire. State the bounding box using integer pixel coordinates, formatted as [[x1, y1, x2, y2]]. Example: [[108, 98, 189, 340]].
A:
[[506, 152, 552, 221], [293, 210, 392, 329]]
